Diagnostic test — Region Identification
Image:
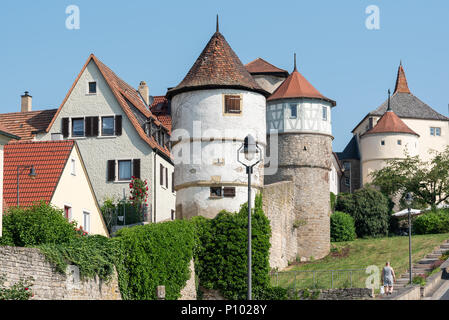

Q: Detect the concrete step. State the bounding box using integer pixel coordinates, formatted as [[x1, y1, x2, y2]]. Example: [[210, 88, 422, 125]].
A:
[[418, 259, 438, 264], [426, 254, 442, 259]]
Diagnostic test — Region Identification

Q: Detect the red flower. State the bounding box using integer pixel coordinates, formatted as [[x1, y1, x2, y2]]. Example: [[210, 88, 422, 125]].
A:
[[25, 288, 28, 291]]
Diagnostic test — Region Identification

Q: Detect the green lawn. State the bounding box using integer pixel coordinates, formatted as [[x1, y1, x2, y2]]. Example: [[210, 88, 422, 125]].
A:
[[271, 233, 449, 290]]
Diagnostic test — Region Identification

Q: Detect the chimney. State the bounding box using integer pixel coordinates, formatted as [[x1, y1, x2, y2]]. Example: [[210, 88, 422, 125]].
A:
[[21, 91, 32, 112], [138, 81, 150, 106]]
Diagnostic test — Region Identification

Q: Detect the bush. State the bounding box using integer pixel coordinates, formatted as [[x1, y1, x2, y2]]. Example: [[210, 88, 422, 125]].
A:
[[330, 211, 356, 242], [194, 193, 272, 300], [336, 188, 390, 238], [115, 220, 196, 300], [0, 274, 34, 300], [1, 202, 77, 247], [413, 210, 449, 235]]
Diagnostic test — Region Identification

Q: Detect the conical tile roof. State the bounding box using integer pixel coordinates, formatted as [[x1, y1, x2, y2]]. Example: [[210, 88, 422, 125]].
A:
[[394, 63, 411, 94], [363, 110, 418, 136], [166, 31, 268, 98], [267, 66, 336, 106]]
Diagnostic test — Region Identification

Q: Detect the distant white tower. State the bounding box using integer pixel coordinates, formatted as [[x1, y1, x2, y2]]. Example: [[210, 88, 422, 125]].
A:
[[167, 19, 269, 219]]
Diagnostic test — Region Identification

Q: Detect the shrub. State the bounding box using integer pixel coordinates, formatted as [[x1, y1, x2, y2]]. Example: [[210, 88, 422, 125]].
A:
[[115, 220, 196, 300], [1, 202, 77, 247], [336, 188, 390, 238], [0, 274, 34, 300], [194, 193, 272, 300], [330, 211, 356, 242], [413, 210, 449, 235]]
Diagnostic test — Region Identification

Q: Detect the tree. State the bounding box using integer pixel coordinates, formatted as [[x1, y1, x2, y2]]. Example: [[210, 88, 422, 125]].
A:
[[371, 147, 449, 209]]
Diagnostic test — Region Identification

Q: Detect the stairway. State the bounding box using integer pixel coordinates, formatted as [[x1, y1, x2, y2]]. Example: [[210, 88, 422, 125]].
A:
[[381, 240, 449, 298]]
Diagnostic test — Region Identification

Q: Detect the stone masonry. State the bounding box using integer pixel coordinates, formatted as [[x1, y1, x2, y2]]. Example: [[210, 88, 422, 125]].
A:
[[265, 133, 332, 262], [0, 246, 121, 300], [262, 181, 297, 269]]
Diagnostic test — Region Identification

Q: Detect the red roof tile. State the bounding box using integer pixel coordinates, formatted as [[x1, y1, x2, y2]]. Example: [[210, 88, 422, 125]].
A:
[[166, 31, 269, 98], [46, 54, 172, 160], [363, 110, 419, 136], [267, 67, 336, 106], [3, 140, 75, 208], [0, 109, 57, 141], [245, 58, 289, 76], [150, 96, 172, 133]]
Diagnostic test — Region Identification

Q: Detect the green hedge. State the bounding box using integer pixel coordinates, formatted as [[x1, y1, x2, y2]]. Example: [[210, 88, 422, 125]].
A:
[[413, 210, 449, 235], [330, 211, 356, 242], [0, 201, 77, 247]]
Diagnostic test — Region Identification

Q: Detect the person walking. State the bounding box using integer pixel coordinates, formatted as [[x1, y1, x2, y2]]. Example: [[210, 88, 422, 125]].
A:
[[381, 262, 396, 295]]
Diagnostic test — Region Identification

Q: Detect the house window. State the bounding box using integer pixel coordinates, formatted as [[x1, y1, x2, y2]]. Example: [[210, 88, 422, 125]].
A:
[[88, 82, 97, 94], [345, 177, 350, 187], [322, 106, 328, 121], [397, 140, 402, 145], [71, 159, 76, 175], [344, 162, 351, 171], [165, 167, 168, 189], [72, 118, 85, 137], [210, 187, 222, 198], [368, 117, 374, 129], [118, 160, 132, 181], [381, 140, 385, 146], [430, 127, 435, 136], [83, 211, 90, 233], [223, 187, 236, 198], [160, 164, 164, 186], [64, 205, 72, 221], [101, 116, 115, 136], [224, 95, 241, 114], [430, 127, 441, 136], [289, 104, 297, 119]]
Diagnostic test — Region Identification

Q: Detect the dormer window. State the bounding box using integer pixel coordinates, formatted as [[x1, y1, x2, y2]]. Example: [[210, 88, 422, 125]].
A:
[[88, 82, 97, 94], [224, 95, 241, 114]]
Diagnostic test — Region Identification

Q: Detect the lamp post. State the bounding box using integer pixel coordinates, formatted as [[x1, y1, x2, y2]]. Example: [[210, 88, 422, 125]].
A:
[[16, 165, 36, 207], [237, 134, 262, 300], [405, 192, 413, 284]]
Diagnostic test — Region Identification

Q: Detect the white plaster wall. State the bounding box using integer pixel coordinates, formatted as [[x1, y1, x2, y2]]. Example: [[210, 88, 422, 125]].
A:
[[360, 132, 418, 184], [330, 156, 340, 195], [171, 89, 266, 217], [37, 61, 174, 222], [51, 147, 108, 236], [153, 153, 176, 222], [267, 99, 333, 135]]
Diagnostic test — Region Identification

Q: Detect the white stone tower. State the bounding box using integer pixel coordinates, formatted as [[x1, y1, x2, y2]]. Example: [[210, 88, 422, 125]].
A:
[[167, 20, 269, 219], [265, 55, 336, 260]]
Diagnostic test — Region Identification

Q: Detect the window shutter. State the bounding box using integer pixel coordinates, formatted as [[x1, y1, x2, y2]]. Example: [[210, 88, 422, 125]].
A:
[[223, 187, 236, 198], [62, 118, 69, 138], [85, 117, 92, 137], [225, 95, 241, 113], [92, 116, 99, 136], [115, 115, 122, 136], [165, 167, 168, 188], [107, 160, 116, 182], [133, 159, 141, 179]]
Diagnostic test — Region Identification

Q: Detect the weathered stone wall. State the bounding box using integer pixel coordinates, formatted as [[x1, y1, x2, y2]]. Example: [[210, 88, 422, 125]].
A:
[[265, 133, 332, 261], [262, 181, 297, 269], [0, 246, 121, 300]]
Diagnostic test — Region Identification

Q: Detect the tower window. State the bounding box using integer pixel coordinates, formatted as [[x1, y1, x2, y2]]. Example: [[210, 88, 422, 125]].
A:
[[223, 187, 236, 198], [289, 104, 297, 119], [224, 95, 241, 114], [397, 140, 402, 145], [381, 140, 385, 146], [322, 106, 328, 121], [210, 187, 222, 198]]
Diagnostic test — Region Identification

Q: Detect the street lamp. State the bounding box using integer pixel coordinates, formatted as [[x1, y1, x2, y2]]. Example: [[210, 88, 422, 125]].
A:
[[405, 192, 413, 285], [237, 134, 262, 300], [17, 165, 36, 207]]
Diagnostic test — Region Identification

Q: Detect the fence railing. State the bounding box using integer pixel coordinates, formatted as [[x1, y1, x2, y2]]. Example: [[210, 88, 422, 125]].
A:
[[102, 202, 148, 234], [270, 269, 368, 290]]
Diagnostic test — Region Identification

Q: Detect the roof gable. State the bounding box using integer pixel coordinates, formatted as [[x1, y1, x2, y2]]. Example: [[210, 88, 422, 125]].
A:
[[45, 54, 171, 159], [166, 31, 268, 98], [3, 140, 74, 208], [245, 58, 289, 76]]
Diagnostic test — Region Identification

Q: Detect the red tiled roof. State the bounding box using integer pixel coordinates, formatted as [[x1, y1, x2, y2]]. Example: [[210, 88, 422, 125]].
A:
[[3, 140, 75, 208], [0, 122, 20, 140], [150, 96, 172, 133], [166, 31, 269, 98], [363, 110, 419, 136], [245, 58, 289, 76], [0, 109, 57, 141], [394, 63, 411, 94], [267, 67, 336, 106], [46, 54, 172, 159]]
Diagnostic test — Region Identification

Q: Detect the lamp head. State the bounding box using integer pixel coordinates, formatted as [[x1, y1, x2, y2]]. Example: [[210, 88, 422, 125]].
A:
[[405, 192, 413, 207], [28, 165, 36, 179], [243, 134, 258, 161]]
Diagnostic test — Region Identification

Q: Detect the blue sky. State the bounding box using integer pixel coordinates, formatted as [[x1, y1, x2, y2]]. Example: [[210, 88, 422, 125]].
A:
[[1, 0, 449, 151]]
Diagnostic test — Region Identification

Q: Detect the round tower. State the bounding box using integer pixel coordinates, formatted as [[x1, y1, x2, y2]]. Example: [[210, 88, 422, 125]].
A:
[[167, 21, 269, 219], [360, 91, 419, 185], [265, 55, 336, 261]]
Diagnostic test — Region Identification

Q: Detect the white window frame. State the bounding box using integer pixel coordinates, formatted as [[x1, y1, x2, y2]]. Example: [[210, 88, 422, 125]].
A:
[[83, 211, 91, 233], [117, 159, 133, 182], [71, 117, 85, 138], [87, 81, 97, 95]]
